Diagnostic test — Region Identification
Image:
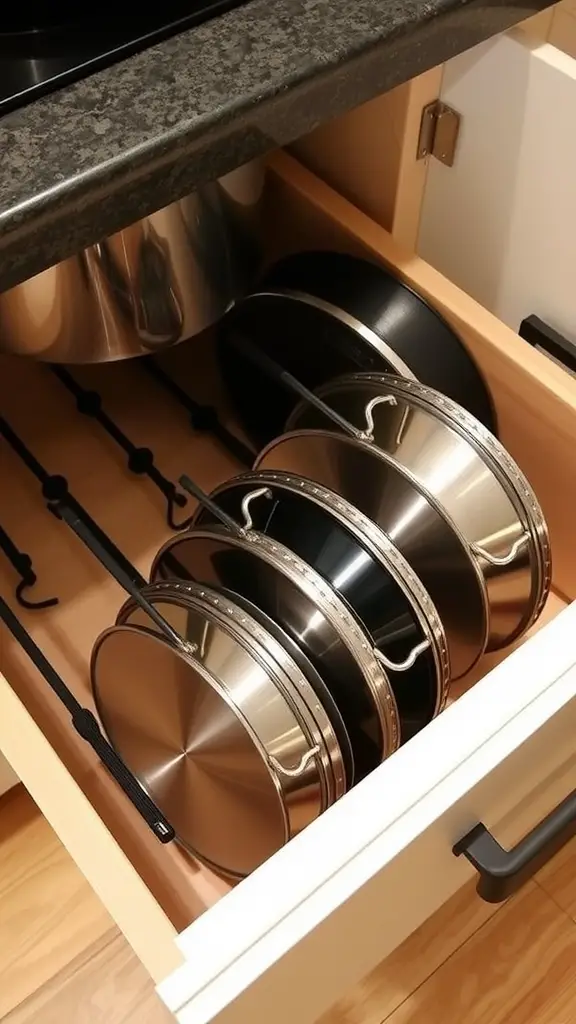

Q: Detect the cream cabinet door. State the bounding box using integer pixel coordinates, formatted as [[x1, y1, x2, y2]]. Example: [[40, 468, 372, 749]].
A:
[[419, 31, 576, 345], [158, 601, 576, 1024]]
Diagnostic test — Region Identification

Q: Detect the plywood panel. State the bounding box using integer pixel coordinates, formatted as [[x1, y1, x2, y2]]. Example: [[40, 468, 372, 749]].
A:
[[516, 7, 555, 40], [0, 753, 18, 796], [549, 5, 576, 57], [290, 67, 443, 250]]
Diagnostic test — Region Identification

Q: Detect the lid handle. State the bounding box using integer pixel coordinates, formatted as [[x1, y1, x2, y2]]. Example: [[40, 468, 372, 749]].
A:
[[362, 394, 398, 440], [472, 532, 529, 567], [240, 487, 273, 533], [268, 746, 320, 778], [180, 476, 273, 538], [374, 637, 430, 672], [179, 474, 245, 535]]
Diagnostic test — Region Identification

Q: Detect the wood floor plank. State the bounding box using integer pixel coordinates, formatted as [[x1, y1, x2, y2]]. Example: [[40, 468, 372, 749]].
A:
[[0, 788, 112, 1018], [384, 885, 576, 1024], [4, 929, 172, 1024], [537, 836, 576, 921], [320, 880, 502, 1024]]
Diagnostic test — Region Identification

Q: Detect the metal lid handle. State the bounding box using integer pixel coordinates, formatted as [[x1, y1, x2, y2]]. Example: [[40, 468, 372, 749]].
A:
[[269, 746, 320, 778], [374, 638, 430, 672], [472, 532, 529, 567], [361, 394, 398, 440], [240, 487, 273, 533]]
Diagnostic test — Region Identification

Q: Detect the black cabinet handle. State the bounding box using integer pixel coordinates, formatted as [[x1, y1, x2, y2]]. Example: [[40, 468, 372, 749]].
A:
[[453, 787, 576, 903], [519, 315, 576, 377]]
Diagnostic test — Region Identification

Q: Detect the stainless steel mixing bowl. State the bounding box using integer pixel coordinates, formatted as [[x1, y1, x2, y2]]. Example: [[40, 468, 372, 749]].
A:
[[0, 159, 264, 363]]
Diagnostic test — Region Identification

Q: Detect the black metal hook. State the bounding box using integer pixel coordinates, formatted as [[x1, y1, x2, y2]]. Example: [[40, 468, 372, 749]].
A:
[[15, 572, 59, 611], [165, 485, 195, 531], [0, 523, 59, 611]]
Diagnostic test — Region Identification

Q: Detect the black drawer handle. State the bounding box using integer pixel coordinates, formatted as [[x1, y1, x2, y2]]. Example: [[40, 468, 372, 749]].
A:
[[519, 315, 576, 377], [453, 787, 576, 903]]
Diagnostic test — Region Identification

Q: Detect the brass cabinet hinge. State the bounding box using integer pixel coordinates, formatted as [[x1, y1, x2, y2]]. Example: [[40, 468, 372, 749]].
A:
[[417, 100, 461, 167]]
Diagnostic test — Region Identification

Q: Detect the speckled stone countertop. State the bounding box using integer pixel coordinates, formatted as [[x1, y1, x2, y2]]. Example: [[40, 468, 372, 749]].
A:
[[0, 0, 552, 291]]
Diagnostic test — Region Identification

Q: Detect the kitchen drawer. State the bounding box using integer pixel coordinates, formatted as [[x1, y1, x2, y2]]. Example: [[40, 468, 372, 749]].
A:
[[1, 150, 576, 1024], [0, 754, 17, 798]]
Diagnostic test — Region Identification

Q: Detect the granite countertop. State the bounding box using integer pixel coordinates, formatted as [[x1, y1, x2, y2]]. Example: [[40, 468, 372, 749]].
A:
[[0, 0, 552, 291]]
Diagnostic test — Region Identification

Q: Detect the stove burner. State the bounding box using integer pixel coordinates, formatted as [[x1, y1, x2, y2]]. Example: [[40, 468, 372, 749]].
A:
[[0, 4, 249, 115]]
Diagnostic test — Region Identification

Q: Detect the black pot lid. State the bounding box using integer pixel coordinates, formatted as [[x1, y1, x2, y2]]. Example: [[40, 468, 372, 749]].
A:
[[196, 473, 447, 744], [255, 429, 489, 680], [217, 250, 496, 448]]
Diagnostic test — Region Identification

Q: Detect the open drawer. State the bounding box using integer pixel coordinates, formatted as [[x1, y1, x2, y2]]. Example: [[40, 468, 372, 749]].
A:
[[1, 150, 576, 1024]]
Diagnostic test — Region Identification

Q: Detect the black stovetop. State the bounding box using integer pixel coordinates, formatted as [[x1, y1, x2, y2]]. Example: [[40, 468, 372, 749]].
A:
[[0, 4, 249, 115]]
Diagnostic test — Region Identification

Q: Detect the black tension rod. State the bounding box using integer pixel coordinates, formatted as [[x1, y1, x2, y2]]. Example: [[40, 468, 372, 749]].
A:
[[141, 357, 256, 467], [49, 366, 194, 530], [0, 414, 147, 590], [0, 415, 175, 842], [0, 594, 175, 843]]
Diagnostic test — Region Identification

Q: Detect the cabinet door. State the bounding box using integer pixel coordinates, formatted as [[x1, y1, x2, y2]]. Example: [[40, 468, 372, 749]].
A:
[[418, 31, 576, 344], [158, 601, 576, 1024], [289, 66, 442, 250]]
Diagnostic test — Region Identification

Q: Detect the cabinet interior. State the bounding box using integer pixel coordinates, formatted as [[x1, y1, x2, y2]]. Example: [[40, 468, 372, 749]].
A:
[[0, 150, 573, 938]]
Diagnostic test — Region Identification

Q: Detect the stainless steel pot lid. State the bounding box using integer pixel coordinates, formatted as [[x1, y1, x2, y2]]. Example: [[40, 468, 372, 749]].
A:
[[255, 430, 489, 680], [213, 585, 355, 787], [117, 579, 348, 802], [92, 585, 334, 880], [194, 471, 450, 742], [363, 373, 551, 638], [151, 520, 400, 781], [286, 372, 550, 650]]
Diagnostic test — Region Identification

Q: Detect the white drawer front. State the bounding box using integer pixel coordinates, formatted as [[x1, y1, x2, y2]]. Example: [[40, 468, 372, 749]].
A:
[[159, 601, 576, 1024]]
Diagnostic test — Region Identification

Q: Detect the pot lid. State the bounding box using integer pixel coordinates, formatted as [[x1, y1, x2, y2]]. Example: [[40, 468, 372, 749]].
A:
[[117, 580, 347, 802], [310, 371, 551, 638], [198, 471, 450, 729], [92, 590, 327, 878], [151, 524, 401, 772]]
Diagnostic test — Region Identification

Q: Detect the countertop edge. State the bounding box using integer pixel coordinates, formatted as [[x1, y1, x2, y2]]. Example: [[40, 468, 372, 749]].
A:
[[0, 1, 555, 290]]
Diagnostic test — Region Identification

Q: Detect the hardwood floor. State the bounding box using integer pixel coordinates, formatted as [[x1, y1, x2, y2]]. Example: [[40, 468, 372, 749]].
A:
[[3, 784, 576, 1023], [385, 885, 576, 1024], [322, 839, 576, 1024], [5, 931, 173, 1024], [0, 787, 171, 1023]]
